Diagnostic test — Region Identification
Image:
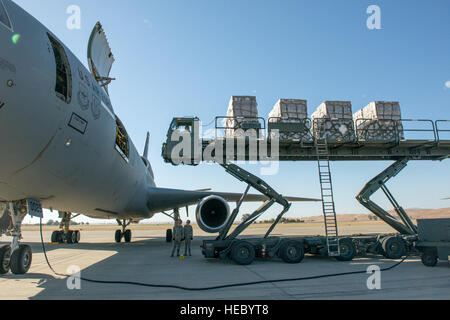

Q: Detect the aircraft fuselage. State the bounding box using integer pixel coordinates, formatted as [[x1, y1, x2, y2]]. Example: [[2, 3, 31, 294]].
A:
[[0, 0, 155, 220]]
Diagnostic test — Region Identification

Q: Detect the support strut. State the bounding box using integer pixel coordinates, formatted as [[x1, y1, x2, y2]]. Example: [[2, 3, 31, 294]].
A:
[[217, 163, 291, 241], [356, 158, 417, 235]]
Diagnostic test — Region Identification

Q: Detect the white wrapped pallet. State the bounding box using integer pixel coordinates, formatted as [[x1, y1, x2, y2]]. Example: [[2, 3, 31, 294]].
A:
[[311, 101, 356, 143], [269, 99, 308, 120], [225, 96, 259, 137], [268, 99, 310, 142], [353, 101, 404, 142]]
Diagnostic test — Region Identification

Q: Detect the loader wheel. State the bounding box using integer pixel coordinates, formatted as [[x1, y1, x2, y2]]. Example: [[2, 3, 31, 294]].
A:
[[231, 241, 255, 265], [382, 236, 406, 259], [10, 245, 32, 275], [279, 240, 305, 264], [336, 238, 356, 261], [166, 229, 173, 243], [0, 245, 11, 274], [421, 249, 438, 267]]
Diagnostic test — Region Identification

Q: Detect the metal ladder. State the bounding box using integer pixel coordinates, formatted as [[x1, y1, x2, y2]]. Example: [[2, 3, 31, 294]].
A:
[[316, 139, 340, 257]]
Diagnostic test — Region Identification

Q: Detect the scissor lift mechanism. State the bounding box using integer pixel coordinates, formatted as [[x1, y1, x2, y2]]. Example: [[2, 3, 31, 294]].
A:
[[162, 117, 450, 263]]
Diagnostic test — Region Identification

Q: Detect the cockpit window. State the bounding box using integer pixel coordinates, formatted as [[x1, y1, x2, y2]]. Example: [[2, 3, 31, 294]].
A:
[[115, 117, 130, 161], [48, 33, 72, 104], [0, 0, 12, 30]]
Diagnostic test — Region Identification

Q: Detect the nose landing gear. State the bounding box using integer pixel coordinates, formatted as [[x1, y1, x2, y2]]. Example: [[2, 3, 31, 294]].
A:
[[1, 201, 33, 275], [115, 219, 132, 243]]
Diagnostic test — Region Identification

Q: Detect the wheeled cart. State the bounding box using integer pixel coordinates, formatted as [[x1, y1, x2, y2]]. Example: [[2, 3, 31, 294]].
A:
[[416, 219, 450, 267]]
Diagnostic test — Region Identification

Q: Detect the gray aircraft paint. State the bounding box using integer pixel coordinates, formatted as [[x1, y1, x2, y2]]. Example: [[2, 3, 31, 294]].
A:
[[0, 0, 155, 220], [0, 0, 317, 223]]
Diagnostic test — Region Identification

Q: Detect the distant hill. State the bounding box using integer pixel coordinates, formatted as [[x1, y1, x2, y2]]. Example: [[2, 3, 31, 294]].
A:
[[301, 207, 450, 223]]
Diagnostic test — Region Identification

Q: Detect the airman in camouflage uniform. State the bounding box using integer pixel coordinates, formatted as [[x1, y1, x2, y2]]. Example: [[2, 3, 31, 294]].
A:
[[183, 220, 193, 256], [171, 219, 184, 257]]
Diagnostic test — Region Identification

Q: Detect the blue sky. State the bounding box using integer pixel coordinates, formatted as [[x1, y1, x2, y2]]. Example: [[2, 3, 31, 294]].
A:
[[16, 0, 450, 224]]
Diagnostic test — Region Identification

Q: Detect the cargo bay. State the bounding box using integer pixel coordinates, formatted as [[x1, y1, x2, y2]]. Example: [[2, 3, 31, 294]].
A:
[[162, 97, 450, 266]]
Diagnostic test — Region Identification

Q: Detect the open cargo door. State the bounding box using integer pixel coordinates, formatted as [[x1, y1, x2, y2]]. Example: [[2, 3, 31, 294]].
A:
[[87, 22, 115, 94]]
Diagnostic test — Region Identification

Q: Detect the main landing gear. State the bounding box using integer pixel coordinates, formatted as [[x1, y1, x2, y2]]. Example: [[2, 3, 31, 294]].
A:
[[0, 201, 33, 275], [115, 219, 132, 243], [50, 212, 81, 244], [162, 207, 181, 243]]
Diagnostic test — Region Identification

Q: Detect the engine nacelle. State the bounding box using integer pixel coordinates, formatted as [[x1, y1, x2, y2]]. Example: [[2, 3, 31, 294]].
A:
[[196, 196, 230, 233]]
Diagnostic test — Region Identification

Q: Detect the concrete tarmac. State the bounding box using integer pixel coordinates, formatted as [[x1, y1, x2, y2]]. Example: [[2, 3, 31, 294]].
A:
[[0, 226, 449, 300]]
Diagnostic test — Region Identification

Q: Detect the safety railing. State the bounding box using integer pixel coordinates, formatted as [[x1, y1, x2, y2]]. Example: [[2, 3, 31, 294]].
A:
[[214, 116, 266, 139], [212, 116, 448, 145], [400, 119, 437, 142], [436, 120, 450, 144]]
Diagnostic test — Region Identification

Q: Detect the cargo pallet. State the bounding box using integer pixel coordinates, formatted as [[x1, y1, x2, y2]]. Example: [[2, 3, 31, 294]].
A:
[[162, 117, 450, 265]]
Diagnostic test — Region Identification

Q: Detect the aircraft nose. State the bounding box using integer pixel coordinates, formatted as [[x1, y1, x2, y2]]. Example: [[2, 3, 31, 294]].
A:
[[0, 23, 64, 179]]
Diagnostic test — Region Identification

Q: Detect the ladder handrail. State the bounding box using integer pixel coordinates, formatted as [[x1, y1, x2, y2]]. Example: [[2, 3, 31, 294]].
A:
[[315, 138, 340, 256]]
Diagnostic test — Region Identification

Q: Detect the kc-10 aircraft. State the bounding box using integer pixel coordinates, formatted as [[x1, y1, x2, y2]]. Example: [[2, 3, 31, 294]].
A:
[[0, 0, 317, 274]]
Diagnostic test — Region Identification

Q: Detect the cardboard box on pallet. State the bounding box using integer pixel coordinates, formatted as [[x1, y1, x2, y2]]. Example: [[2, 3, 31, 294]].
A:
[[268, 99, 311, 142], [353, 101, 404, 142], [224, 96, 259, 137], [311, 101, 356, 143]]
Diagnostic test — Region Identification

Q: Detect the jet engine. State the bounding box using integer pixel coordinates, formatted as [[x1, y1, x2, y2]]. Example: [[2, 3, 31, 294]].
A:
[[195, 196, 230, 233]]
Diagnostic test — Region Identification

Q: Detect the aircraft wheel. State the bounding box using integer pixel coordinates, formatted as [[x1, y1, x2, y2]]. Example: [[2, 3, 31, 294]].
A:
[[66, 231, 76, 244], [51, 231, 59, 243], [279, 240, 305, 264], [124, 230, 132, 243], [335, 238, 356, 262], [10, 245, 32, 275], [166, 229, 172, 243], [231, 241, 255, 265], [0, 245, 11, 274], [57, 231, 64, 243], [115, 230, 122, 243], [74, 230, 81, 244]]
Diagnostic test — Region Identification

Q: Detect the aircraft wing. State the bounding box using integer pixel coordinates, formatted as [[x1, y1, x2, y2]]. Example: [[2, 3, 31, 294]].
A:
[[146, 187, 320, 214]]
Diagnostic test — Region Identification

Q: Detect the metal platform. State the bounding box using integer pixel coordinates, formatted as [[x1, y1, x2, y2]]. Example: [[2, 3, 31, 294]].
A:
[[162, 117, 450, 164]]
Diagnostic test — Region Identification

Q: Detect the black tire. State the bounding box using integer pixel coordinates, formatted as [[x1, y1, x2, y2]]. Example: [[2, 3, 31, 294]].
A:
[[0, 245, 11, 275], [231, 241, 255, 265], [336, 238, 356, 262], [57, 231, 64, 243], [10, 245, 32, 275], [66, 231, 75, 244], [124, 230, 132, 243], [382, 236, 406, 259], [166, 229, 173, 243], [115, 230, 122, 243], [421, 249, 438, 267], [74, 230, 80, 244], [51, 231, 59, 243], [279, 240, 305, 264]]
